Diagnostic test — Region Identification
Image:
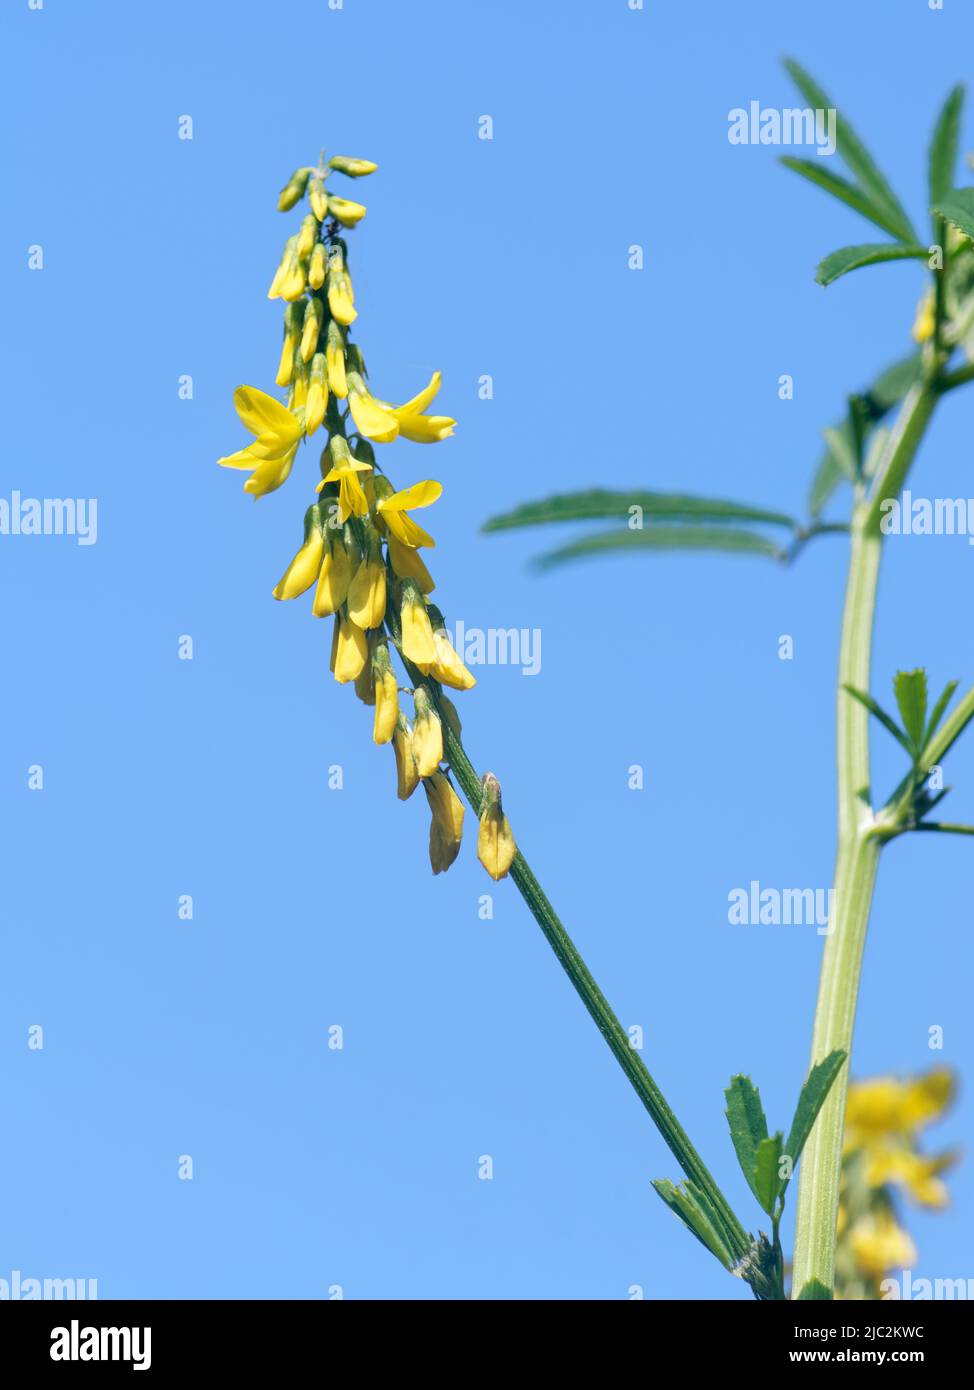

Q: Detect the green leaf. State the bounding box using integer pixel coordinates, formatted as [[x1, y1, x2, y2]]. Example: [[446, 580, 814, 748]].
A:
[[821, 425, 859, 482], [929, 85, 965, 214], [482, 490, 798, 534], [783, 1050, 847, 1183], [724, 1075, 769, 1206], [781, 156, 916, 242], [753, 1133, 784, 1216], [534, 527, 785, 569], [931, 186, 974, 242], [796, 1279, 833, 1301], [843, 684, 914, 754], [784, 59, 917, 243], [894, 669, 928, 753], [923, 680, 959, 749], [651, 1179, 735, 1268], [815, 242, 929, 287]]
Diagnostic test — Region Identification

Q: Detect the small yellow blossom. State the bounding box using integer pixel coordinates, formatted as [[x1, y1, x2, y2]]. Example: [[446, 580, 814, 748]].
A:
[[328, 195, 367, 226], [400, 581, 437, 666], [412, 686, 443, 777], [312, 531, 354, 617], [217, 386, 304, 498], [393, 714, 419, 799], [347, 546, 387, 629], [848, 1209, 917, 1277], [332, 612, 369, 684], [418, 609, 475, 690], [346, 371, 400, 443], [912, 290, 936, 344], [277, 167, 312, 212], [375, 478, 441, 547], [316, 435, 372, 522], [273, 505, 325, 600], [325, 320, 348, 398], [308, 242, 327, 290], [424, 771, 464, 874], [387, 533, 435, 592], [328, 155, 378, 178], [305, 353, 328, 435], [372, 642, 399, 745], [477, 772, 516, 880], [300, 296, 325, 363], [296, 214, 318, 259], [268, 235, 299, 299], [308, 175, 329, 222]]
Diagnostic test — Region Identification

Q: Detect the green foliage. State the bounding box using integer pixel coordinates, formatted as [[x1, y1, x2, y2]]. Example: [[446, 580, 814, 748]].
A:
[[781, 158, 917, 242], [894, 669, 929, 751], [928, 85, 965, 213], [930, 186, 974, 242], [815, 242, 928, 287], [784, 1051, 847, 1179], [483, 489, 797, 532], [724, 1076, 770, 1207], [532, 526, 786, 570], [651, 1179, 735, 1269]]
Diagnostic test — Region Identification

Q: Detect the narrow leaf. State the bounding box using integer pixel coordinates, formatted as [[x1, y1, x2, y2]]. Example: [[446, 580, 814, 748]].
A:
[[651, 1179, 734, 1268], [894, 669, 928, 752], [843, 684, 914, 754], [483, 490, 797, 533], [815, 242, 929, 288], [929, 85, 966, 212], [923, 682, 974, 766], [754, 1133, 784, 1217], [784, 59, 917, 242], [781, 156, 915, 241], [724, 1075, 769, 1206], [931, 187, 974, 242], [534, 527, 785, 569], [821, 425, 858, 482], [784, 1050, 847, 1181], [924, 680, 959, 748]]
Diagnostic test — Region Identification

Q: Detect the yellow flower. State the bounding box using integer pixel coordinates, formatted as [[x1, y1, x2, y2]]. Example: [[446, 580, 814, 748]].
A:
[[312, 529, 354, 617], [412, 686, 443, 777], [305, 353, 328, 435], [276, 301, 305, 387], [332, 612, 368, 684], [424, 771, 465, 874], [296, 214, 318, 259], [268, 235, 299, 299], [308, 175, 329, 222], [328, 155, 378, 178], [325, 320, 348, 398], [326, 247, 356, 325], [300, 296, 325, 363], [845, 1068, 954, 1147], [328, 194, 367, 226], [477, 772, 516, 880], [387, 533, 435, 592], [217, 385, 304, 498], [399, 581, 437, 666], [392, 714, 419, 799], [381, 370, 456, 442], [848, 1209, 917, 1276], [272, 504, 325, 600], [863, 1145, 956, 1209], [375, 478, 441, 547], [288, 356, 309, 413], [308, 242, 327, 290], [346, 371, 400, 443], [316, 435, 372, 522], [347, 547, 387, 629], [418, 612, 475, 690], [354, 652, 375, 706]]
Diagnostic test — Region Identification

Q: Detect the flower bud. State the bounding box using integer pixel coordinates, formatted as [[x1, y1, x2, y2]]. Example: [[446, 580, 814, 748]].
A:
[[308, 175, 330, 222], [386, 533, 435, 593], [268, 235, 299, 299], [301, 295, 325, 363], [354, 647, 376, 705], [327, 195, 367, 227], [325, 319, 348, 398], [326, 245, 357, 325], [477, 772, 516, 881], [411, 685, 443, 777], [305, 352, 328, 435], [420, 605, 475, 689], [399, 580, 436, 666], [273, 503, 326, 600], [912, 290, 936, 345], [346, 529, 387, 630], [392, 713, 419, 799], [297, 213, 318, 260], [328, 155, 379, 178], [277, 166, 313, 211], [333, 611, 369, 684], [287, 354, 309, 412], [276, 301, 305, 386], [424, 771, 465, 874], [372, 640, 399, 745], [308, 242, 327, 290], [312, 528, 355, 617]]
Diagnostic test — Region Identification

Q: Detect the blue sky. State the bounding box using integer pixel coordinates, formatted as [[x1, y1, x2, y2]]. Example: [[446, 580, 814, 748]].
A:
[[1, 0, 971, 1299]]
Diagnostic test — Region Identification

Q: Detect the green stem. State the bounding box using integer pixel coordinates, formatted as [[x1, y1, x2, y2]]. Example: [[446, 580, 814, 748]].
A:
[[435, 711, 751, 1263], [792, 382, 938, 1296]]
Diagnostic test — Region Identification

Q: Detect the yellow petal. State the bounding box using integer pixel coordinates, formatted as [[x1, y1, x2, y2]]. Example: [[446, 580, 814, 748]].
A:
[[401, 597, 436, 666], [387, 534, 435, 593], [348, 386, 399, 443], [334, 614, 368, 684], [412, 712, 443, 778], [373, 670, 399, 745], [394, 371, 442, 416], [347, 558, 387, 629], [234, 386, 302, 444], [241, 441, 300, 498], [273, 530, 324, 600], [383, 510, 435, 549], [395, 414, 456, 444], [427, 630, 476, 690], [312, 544, 353, 617], [478, 808, 516, 880], [377, 480, 442, 512]]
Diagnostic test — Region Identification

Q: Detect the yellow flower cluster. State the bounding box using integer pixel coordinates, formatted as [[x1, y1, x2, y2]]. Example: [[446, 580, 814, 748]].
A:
[[834, 1068, 957, 1298], [217, 155, 516, 880]]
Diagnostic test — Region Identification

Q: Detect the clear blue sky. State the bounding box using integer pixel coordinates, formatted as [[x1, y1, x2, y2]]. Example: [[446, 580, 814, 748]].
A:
[[2, 0, 971, 1299]]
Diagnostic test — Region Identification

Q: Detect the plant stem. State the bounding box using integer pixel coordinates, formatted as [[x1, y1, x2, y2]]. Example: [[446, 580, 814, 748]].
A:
[[436, 710, 752, 1264], [792, 383, 938, 1296]]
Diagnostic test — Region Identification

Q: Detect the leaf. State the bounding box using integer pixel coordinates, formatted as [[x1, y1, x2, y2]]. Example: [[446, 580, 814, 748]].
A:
[[821, 425, 859, 482], [929, 85, 966, 213], [651, 1179, 734, 1268], [781, 157, 916, 242], [534, 527, 785, 569], [796, 1279, 833, 1301], [482, 490, 798, 533], [923, 680, 959, 749], [815, 242, 929, 287], [843, 684, 914, 754], [753, 1133, 784, 1217], [724, 1075, 769, 1206], [931, 186, 974, 242], [784, 59, 917, 243], [783, 1050, 847, 1182], [894, 669, 929, 753]]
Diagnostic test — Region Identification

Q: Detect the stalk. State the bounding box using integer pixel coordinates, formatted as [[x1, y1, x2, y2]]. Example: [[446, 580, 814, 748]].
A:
[[791, 383, 937, 1296]]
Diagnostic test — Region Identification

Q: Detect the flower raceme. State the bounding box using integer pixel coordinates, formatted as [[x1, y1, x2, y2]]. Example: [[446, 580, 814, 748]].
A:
[[217, 154, 514, 880]]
